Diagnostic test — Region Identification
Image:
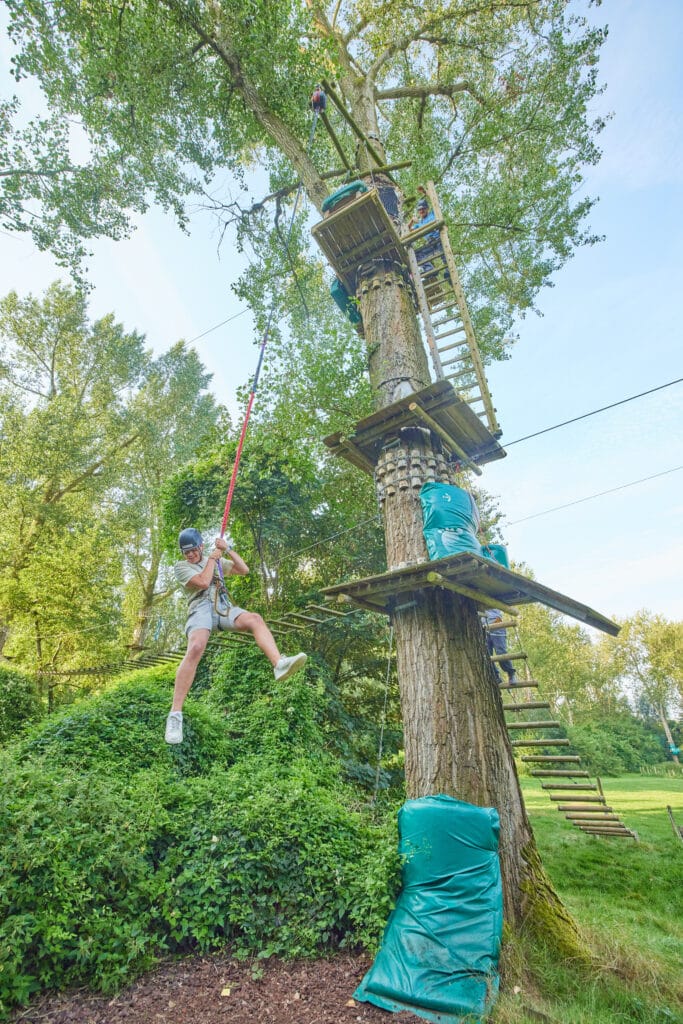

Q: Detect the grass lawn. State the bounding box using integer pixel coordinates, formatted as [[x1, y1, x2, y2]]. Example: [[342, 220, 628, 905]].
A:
[[493, 774, 683, 1023]]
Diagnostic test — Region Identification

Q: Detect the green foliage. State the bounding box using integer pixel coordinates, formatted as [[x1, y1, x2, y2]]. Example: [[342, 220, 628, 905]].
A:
[[5, 1, 606, 352], [18, 673, 229, 778], [567, 713, 666, 776], [0, 664, 401, 1017], [0, 664, 42, 742]]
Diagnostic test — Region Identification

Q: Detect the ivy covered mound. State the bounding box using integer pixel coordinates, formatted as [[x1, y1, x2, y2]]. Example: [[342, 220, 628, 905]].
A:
[[0, 649, 401, 1020]]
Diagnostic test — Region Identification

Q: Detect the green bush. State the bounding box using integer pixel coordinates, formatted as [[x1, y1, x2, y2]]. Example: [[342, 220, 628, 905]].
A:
[[19, 673, 230, 778], [568, 713, 666, 775], [0, 665, 42, 743], [0, 664, 401, 1017]]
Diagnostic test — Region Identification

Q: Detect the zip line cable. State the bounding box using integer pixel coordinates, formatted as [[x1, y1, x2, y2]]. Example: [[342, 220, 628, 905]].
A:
[[508, 464, 683, 525], [501, 376, 683, 449]]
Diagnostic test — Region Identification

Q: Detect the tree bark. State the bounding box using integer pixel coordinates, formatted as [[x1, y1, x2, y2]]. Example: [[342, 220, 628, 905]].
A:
[[356, 254, 585, 956], [657, 703, 680, 764]]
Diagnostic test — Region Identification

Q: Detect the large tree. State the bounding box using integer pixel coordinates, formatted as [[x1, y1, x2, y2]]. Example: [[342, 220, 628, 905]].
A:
[[5, 0, 608, 951], [614, 612, 683, 764]]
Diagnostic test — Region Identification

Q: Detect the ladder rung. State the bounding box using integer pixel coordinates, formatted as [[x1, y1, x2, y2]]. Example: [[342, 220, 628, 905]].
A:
[[435, 327, 466, 342], [522, 755, 580, 762], [500, 680, 538, 689], [504, 702, 551, 711], [558, 803, 611, 812], [541, 784, 597, 791], [569, 815, 621, 823], [437, 339, 468, 354], [511, 741, 573, 749], [552, 794, 605, 803], [491, 652, 527, 663], [507, 720, 561, 730], [432, 313, 463, 329], [530, 770, 590, 777]]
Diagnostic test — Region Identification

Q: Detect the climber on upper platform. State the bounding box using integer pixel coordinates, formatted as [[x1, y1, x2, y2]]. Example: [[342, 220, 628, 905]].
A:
[[165, 529, 307, 744]]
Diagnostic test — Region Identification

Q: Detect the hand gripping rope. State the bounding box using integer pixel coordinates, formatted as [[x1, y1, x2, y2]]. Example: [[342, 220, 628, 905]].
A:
[[214, 93, 324, 592]]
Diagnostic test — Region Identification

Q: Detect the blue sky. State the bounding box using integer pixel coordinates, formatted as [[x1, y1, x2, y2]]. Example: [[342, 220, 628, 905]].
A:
[[1, 1, 681, 627]]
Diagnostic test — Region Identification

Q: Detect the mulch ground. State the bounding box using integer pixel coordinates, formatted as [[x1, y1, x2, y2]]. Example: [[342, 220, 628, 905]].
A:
[[11, 953, 425, 1024]]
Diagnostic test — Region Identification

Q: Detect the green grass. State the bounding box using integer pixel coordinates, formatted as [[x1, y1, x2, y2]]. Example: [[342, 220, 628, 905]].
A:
[[491, 774, 683, 1024]]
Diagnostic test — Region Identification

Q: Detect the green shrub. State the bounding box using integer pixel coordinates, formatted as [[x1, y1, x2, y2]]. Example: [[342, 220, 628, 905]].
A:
[[568, 713, 665, 775], [0, 665, 42, 743], [0, 664, 401, 1017], [19, 675, 230, 778]]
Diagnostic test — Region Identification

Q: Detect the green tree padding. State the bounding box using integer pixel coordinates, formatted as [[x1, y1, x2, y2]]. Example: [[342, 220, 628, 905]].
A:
[[355, 795, 502, 1023]]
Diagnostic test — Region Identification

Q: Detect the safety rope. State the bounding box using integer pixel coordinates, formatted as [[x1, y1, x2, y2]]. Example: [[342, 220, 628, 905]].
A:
[[215, 95, 323, 577]]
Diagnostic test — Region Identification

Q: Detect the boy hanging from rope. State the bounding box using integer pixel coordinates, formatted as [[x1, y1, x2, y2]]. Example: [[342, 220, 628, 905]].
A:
[[165, 528, 307, 744]]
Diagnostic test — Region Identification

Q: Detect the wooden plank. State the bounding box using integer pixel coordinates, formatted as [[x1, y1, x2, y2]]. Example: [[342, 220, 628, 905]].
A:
[[504, 701, 551, 711], [530, 770, 590, 778], [321, 549, 618, 635], [323, 380, 505, 471], [507, 720, 562, 730]]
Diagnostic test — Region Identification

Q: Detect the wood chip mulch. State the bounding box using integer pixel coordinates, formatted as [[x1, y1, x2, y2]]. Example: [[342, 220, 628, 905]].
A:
[[11, 952, 425, 1024]]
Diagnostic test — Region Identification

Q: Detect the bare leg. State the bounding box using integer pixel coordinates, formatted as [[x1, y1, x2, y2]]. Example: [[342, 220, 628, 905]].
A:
[[233, 612, 281, 666], [171, 628, 210, 711]]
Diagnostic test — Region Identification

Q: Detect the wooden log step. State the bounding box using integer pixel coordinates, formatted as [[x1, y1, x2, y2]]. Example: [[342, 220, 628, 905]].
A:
[[436, 338, 467, 354], [579, 829, 635, 837], [551, 793, 604, 802], [522, 755, 581, 762], [559, 803, 611, 812], [491, 651, 527, 662], [484, 618, 519, 631], [500, 680, 539, 689], [541, 783, 598, 791], [565, 810, 617, 818], [432, 313, 463, 329], [504, 702, 552, 712], [435, 327, 466, 342], [512, 738, 570, 748], [530, 770, 590, 777], [570, 817, 621, 824], [507, 720, 561, 730]]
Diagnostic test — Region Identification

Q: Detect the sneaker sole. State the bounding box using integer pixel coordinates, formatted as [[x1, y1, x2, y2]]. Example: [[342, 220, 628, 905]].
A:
[[275, 655, 307, 681]]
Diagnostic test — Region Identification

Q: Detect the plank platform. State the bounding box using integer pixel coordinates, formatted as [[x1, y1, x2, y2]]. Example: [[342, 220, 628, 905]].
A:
[[323, 380, 505, 474], [321, 551, 620, 635], [311, 189, 406, 295]]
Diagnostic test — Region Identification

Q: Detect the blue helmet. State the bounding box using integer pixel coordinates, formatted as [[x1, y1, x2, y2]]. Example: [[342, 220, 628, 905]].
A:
[[178, 527, 203, 552]]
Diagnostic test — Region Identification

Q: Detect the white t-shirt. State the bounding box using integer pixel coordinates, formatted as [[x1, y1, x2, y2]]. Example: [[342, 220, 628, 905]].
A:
[[174, 555, 234, 609]]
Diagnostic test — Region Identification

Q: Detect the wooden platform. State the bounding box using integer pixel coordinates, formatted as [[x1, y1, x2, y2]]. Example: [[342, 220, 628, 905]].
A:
[[323, 380, 505, 474], [311, 189, 406, 295], [321, 551, 620, 636]]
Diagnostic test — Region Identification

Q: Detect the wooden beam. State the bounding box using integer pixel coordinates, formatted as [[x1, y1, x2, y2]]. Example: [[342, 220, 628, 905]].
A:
[[408, 401, 482, 475]]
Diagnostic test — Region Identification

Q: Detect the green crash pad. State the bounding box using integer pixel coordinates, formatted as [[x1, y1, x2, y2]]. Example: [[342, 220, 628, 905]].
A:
[[420, 481, 482, 559], [321, 179, 368, 214], [354, 795, 502, 1023]]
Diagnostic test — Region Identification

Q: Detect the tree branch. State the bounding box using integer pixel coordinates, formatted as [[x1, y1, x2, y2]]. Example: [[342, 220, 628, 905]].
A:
[[376, 82, 482, 103]]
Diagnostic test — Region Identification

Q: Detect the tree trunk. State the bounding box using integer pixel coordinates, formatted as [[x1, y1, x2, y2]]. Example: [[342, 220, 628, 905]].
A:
[[657, 703, 680, 764], [356, 254, 584, 957]]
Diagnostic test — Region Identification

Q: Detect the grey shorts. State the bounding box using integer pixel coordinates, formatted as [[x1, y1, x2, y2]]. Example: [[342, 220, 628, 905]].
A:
[[184, 600, 247, 637]]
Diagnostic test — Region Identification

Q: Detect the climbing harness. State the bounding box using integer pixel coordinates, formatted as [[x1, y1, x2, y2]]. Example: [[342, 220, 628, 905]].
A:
[[213, 94, 323, 591]]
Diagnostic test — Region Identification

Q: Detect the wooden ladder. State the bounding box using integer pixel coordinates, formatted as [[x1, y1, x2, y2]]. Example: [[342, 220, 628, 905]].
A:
[[405, 182, 500, 438]]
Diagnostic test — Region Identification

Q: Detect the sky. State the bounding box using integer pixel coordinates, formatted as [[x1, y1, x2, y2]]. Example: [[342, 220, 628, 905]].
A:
[[1, 1, 682, 629]]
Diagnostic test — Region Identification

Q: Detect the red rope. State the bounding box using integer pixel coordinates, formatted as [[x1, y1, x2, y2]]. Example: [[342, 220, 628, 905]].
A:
[[220, 389, 255, 536]]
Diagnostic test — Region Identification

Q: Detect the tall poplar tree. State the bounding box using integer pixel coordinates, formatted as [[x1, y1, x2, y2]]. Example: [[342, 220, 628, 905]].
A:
[[5, 0, 607, 951]]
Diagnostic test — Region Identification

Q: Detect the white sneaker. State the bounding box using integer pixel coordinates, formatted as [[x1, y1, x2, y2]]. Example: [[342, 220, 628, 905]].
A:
[[273, 653, 307, 682], [165, 711, 183, 744]]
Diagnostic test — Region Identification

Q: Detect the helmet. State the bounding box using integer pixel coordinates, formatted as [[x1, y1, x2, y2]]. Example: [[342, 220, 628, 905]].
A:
[[178, 527, 203, 552], [417, 198, 428, 212]]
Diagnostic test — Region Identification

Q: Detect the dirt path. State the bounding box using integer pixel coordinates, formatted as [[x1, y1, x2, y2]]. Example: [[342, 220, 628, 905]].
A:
[[12, 952, 424, 1024]]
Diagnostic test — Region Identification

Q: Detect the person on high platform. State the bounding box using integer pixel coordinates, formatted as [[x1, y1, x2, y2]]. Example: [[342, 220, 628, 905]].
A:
[[408, 192, 443, 274], [165, 528, 307, 744], [481, 608, 518, 686]]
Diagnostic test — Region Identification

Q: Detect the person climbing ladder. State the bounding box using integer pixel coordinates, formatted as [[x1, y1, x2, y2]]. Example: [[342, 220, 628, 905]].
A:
[[165, 528, 307, 744]]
